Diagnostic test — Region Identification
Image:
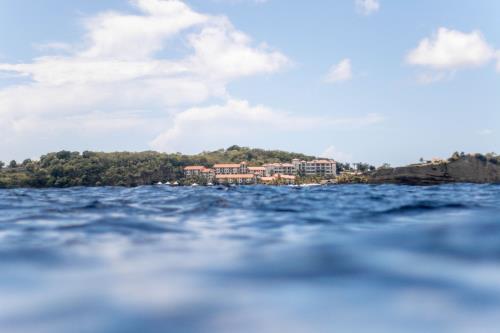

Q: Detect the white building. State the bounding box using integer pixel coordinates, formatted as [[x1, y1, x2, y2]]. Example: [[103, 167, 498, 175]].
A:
[[184, 166, 207, 177], [248, 166, 266, 177], [259, 174, 296, 185], [262, 163, 296, 176], [200, 168, 215, 182], [292, 159, 337, 176], [215, 174, 256, 185], [184, 166, 215, 181], [184, 158, 336, 182], [213, 162, 248, 175]]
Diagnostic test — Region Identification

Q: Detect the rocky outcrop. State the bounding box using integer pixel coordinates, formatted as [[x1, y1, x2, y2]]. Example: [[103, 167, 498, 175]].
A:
[[368, 155, 500, 185]]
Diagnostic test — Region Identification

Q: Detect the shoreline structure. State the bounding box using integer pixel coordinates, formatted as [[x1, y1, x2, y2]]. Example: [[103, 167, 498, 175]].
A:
[[184, 159, 337, 185], [0, 148, 499, 188]]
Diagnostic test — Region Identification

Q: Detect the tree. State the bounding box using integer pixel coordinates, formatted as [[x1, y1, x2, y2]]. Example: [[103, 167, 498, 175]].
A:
[[354, 163, 374, 173], [0, 147, 365, 188], [9, 160, 17, 168], [336, 163, 352, 172], [0, 161, 4, 169], [419, 158, 424, 163], [56, 150, 72, 160]]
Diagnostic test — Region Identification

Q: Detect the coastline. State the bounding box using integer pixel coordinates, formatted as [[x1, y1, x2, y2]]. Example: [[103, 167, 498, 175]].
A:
[[366, 153, 500, 185], [1, 150, 499, 189]]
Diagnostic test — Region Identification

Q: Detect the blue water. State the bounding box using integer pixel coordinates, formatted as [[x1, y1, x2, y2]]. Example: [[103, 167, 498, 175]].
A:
[[1, 184, 500, 333]]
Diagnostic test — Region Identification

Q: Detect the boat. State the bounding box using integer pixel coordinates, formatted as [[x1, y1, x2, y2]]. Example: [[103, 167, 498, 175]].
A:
[[156, 182, 163, 185], [171, 182, 179, 186], [165, 182, 171, 185], [191, 183, 199, 187], [207, 183, 214, 186]]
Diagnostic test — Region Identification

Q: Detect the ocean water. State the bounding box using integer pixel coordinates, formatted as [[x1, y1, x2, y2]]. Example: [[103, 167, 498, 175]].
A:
[[1, 184, 500, 333]]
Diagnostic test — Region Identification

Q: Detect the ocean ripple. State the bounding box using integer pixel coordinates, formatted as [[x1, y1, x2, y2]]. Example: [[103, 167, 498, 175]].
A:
[[0, 184, 499, 333]]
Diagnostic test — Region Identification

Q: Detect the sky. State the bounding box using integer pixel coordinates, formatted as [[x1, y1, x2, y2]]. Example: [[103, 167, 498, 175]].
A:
[[0, 0, 499, 166]]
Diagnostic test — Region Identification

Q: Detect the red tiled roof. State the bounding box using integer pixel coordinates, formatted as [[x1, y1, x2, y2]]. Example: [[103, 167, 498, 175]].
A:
[[214, 164, 241, 168], [260, 174, 295, 181], [184, 166, 206, 171], [248, 167, 266, 171], [216, 174, 256, 179], [263, 163, 294, 167]]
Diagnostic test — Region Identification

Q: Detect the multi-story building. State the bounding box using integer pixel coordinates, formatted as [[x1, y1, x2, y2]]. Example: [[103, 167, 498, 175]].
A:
[[292, 159, 337, 176], [184, 166, 208, 177], [213, 162, 248, 175], [215, 174, 256, 185], [278, 174, 296, 185], [200, 168, 215, 183], [184, 158, 336, 184], [248, 166, 266, 177], [259, 174, 296, 185], [262, 163, 296, 176], [184, 166, 215, 182]]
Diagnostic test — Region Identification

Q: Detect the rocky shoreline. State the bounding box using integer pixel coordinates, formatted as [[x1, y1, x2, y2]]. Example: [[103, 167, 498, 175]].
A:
[[367, 154, 500, 185]]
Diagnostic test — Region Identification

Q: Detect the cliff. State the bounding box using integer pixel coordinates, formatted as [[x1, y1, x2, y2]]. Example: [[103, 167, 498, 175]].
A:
[[368, 154, 500, 185]]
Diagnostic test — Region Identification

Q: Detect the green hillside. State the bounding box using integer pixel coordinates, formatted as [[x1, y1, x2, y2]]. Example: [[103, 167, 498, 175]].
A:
[[0, 146, 316, 188]]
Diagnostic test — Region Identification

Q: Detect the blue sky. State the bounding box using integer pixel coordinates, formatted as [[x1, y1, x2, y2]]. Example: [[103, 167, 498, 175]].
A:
[[0, 0, 498, 165]]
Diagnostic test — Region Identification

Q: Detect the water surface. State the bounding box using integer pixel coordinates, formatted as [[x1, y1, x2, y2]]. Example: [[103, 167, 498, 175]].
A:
[[1, 184, 500, 333]]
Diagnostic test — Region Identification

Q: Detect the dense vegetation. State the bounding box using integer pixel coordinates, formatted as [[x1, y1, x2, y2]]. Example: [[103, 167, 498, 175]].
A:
[[0, 146, 317, 188], [337, 162, 376, 173], [4, 147, 493, 188]]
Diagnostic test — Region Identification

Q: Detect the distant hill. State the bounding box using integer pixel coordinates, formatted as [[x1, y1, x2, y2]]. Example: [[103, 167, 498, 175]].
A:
[[0, 146, 317, 188], [193, 145, 315, 165]]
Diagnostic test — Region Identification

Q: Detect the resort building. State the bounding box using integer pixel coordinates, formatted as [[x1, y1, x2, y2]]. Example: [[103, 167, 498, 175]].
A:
[[184, 158, 336, 184], [292, 159, 337, 176], [215, 174, 257, 185], [259, 174, 296, 185], [213, 162, 248, 175], [262, 163, 296, 176], [184, 166, 215, 182], [279, 174, 296, 185], [200, 168, 215, 183], [248, 166, 266, 177], [184, 166, 208, 177]]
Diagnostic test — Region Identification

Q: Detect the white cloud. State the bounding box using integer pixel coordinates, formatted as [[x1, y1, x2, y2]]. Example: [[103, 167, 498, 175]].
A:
[[355, 0, 380, 15], [81, 0, 208, 60], [186, 20, 289, 80], [321, 146, 353, 162], [407, 28, 495, 70], [325, 58, 352, 83], [0, 0, 290, 159], [150, 99, 382, 153]]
